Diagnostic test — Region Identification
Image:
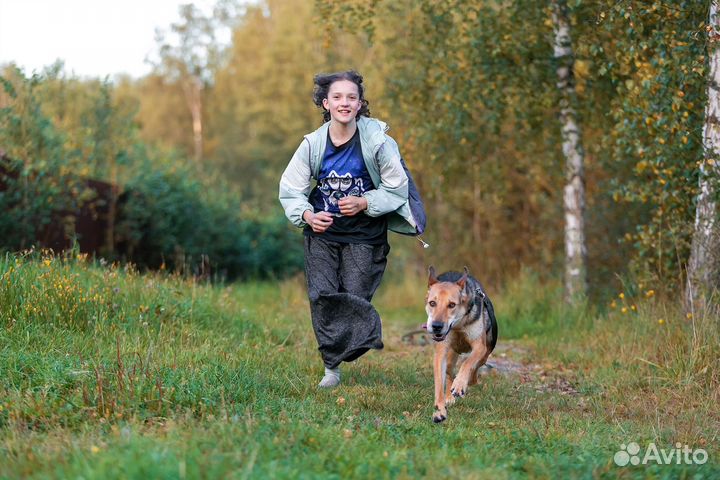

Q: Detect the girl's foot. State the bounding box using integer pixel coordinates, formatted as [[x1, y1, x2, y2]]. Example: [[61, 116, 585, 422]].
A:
[[318, 366, 340, 388]]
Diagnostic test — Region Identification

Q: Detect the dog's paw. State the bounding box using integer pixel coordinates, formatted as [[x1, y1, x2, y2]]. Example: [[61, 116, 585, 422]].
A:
[[450, 378, 468, 398], [432, 406, 447, 423], [444, 394, 456, 406]]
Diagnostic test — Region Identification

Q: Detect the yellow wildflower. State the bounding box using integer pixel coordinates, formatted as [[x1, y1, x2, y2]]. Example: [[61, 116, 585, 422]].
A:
[[658, 319, 665, 325]]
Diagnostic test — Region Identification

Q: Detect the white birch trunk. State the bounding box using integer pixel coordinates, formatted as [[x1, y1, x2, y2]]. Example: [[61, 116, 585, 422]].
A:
[[552, 0, 587, 302], [687, 1, 720, 306], [182, 76, 204, 163]]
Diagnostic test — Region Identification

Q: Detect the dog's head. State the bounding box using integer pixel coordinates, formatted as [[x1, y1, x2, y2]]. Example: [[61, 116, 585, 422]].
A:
[[425, 266, 471, 342]]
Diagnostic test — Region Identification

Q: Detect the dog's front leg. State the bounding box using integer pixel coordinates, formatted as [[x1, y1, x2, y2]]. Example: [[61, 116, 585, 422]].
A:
[[451, 341, 488, 398], [432, 341, 449, 423], [444, 348, 459, 406]]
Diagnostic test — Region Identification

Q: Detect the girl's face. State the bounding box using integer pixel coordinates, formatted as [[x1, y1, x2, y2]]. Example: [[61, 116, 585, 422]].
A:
[[322, 80, 362, 126]]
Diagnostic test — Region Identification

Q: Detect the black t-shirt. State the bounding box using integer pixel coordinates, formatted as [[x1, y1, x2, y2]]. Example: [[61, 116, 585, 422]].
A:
[[305, 129, 387, 244]]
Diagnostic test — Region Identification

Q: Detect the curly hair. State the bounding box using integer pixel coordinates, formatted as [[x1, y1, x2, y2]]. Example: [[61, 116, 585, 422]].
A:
[[312, 70, 371, 123]]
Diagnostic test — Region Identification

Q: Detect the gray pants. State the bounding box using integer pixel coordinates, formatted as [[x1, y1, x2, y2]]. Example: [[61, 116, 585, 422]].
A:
[[304, 236, 389, 369]]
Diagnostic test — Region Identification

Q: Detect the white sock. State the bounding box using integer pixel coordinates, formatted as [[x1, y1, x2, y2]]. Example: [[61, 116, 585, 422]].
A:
[[318, 366, 340, 388]]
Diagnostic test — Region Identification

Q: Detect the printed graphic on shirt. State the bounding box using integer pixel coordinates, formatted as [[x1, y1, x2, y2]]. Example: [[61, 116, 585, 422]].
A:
[[317, 170, 365, 215], [305, 129, 387, 244], [309, 129, 374, 217]]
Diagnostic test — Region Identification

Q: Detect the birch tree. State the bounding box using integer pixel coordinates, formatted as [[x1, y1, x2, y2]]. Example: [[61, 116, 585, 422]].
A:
[[151, 4, 226, 163], [687, 1, 720, 306], [552, 0, 587, 302]]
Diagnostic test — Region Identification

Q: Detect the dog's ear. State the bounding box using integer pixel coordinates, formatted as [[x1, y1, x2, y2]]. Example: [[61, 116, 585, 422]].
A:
[[428, 266, 438, 286], [457, 267, 469, 289]]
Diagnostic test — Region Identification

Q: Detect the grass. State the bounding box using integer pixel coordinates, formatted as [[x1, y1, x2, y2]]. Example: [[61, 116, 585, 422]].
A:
[[0, 251, 718, 479]]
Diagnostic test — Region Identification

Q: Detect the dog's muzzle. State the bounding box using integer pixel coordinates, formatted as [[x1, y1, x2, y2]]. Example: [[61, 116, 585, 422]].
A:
[[426, 321, 448, 342]]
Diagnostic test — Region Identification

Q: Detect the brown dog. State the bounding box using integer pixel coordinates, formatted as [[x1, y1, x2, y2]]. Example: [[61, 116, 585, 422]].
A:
[[425, 266, 498, 423]]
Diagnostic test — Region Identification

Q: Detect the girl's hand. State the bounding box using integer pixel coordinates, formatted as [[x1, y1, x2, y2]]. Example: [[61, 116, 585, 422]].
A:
[[338, 196, 368, 216], [304, 211, 334, 233]]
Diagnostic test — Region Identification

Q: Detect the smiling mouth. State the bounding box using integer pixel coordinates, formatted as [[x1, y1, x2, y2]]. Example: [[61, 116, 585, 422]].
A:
[[431, 333, 446, 342]]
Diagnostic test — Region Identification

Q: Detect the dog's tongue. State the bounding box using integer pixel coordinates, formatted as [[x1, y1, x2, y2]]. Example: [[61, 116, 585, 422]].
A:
[[421, 324, 427, 330]]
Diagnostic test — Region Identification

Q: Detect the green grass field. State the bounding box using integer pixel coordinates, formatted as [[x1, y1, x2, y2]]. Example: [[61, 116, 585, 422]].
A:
[[1, 251, 718, 479]]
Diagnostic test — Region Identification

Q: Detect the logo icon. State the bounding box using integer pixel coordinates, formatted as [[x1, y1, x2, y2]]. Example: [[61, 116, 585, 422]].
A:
[[614, 442, 641, 466]]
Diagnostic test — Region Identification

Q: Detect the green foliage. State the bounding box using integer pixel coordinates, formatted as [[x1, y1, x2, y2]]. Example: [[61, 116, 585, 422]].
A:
[[3, 0, 712, 289], [309, 0, 711, 290], [0, 67, 84, 249], [583, 0, 707, 282], [117, 162, 303, 280], [0, 67, 304, 280]]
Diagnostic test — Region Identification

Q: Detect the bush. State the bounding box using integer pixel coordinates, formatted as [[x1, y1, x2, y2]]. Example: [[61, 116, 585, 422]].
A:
[[1, 69, 304, 281], [116, 166, 303, 281]]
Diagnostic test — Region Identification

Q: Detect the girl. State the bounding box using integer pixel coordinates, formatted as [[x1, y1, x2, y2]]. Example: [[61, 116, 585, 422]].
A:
[[279, 71, 421, 388]]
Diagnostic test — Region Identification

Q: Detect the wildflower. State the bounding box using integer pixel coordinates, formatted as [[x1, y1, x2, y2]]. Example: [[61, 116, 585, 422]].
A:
[[686, 312, 693, 319], [630, 304, 636, 311], [610, 301, 617, 308], [91, 445, 100, 454], [43, 259, 51, 266], [618, 292, 625, 299], [621, 307, 628, 314], [658, 319, 665, 325], [645, 289, 655, 298]]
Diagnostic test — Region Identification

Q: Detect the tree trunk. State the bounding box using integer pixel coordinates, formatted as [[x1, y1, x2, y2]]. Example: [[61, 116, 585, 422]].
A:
[[183, 76, 204, 163], [687, 1, 720, 308], [105, 163, 118, 256], [552, 0, 587, 303]]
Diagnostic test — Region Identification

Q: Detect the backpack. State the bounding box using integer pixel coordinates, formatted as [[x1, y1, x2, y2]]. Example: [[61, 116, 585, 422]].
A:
[[400, 156, 427, 236]]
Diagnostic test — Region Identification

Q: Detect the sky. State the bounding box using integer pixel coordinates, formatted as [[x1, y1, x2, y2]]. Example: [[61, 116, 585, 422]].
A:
[[0, 0, 217, 79]]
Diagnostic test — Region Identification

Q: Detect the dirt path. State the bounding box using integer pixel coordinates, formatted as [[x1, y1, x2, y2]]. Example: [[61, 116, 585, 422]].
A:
[[401, 330, 581, 397]]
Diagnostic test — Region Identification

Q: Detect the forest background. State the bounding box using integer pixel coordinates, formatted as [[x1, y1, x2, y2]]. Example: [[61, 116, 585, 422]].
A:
[[1, 0, 711, 299]]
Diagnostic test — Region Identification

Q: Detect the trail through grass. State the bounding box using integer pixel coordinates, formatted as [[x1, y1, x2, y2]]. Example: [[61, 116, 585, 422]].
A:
[[0, 253, 718, 478]]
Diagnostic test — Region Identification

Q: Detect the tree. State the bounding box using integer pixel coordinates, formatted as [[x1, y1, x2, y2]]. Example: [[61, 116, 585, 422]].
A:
[[150, 3, 226, 163], [688, 1, 720, 307], [552, 0, 587, 302], [208, 0, 371, 204]]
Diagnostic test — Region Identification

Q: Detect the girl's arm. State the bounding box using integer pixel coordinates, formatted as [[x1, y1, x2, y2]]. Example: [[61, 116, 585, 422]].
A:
[[279, 140, 314, 227], [363, 135, 409, 216]]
